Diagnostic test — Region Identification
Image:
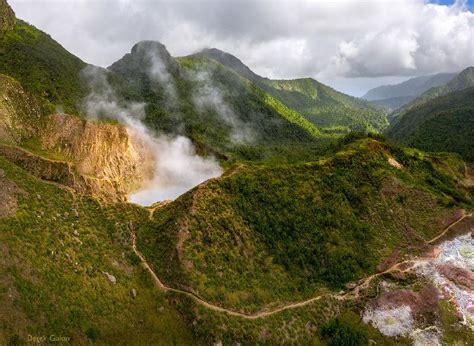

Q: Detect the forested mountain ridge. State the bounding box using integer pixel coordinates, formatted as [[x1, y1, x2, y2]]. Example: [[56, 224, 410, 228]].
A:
[[0, 0, 15, 36], [390, 66, 474, 122], [141, 135, 473, 312], [108, 41, 329, 163], [0, 15, 86, 113], [196, 48, 388, 133], [386, 86, 474, 162], [362, 72, 457, 109]]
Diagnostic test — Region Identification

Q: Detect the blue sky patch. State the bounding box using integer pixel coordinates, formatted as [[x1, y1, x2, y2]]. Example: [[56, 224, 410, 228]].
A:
[[428, 0, 474, 9]]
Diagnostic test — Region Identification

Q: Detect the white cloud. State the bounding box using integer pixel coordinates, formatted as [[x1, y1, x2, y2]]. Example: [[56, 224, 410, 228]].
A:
[[326, 0, 474, 77], [9, 0, 474, 95]]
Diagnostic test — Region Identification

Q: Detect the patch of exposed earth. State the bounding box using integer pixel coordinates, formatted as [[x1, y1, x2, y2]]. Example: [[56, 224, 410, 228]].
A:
[[419, 234, 474, 327], [363, 231, 474, 343]]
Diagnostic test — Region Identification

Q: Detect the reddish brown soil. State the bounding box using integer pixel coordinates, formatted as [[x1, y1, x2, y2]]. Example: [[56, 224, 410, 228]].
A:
[[371, 284, 440, 323], [437, 262, 474, 291]]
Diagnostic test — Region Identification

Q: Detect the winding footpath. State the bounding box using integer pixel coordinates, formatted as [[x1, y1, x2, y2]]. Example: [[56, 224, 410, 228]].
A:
[[130, 211, 472, 319]]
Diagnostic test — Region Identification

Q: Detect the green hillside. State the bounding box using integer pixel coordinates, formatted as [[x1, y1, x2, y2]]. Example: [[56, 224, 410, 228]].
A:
[[1, 1, 474, 343], [387, 87, 474, 162], [370, 95, 415, 109], [138, 135, 472, 313], [0, 155, 201, 344], [0, 19, 86, 113], [263, 78, 388, 132], [197, 48, 388, 133], [390, 67, 474, 122], [2, 128, 473, 344]]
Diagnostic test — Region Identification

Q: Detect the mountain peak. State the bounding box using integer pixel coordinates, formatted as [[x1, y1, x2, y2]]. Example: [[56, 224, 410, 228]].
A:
[[0, 0, 16, 36], [130, 40, 174, 64], [109, 40, 178, 73], [131, 40, 167, 54], [198, 47, 263, 83]]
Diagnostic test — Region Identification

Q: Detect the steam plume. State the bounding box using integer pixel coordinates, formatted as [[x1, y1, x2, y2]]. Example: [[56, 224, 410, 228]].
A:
[[189, 69, 255, 144], [80, 65, 222, 206]]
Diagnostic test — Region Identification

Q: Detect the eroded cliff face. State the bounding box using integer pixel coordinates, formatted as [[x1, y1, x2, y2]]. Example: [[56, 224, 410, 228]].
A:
[[0, 74, 155, 202], [0, 0, 15, 37], [41, 113, 155, 200]]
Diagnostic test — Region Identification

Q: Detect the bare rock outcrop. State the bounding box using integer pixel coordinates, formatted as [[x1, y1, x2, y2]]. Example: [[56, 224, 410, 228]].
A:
[[41, 113, 155, 199], [0, 75, 155, 202], [369, 284, 440, 323], [0, 144, 134, 202]]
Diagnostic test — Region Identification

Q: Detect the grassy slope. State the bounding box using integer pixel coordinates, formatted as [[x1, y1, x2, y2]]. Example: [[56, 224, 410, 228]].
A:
[[0, 20, 86, 113], [387, 87, 474, 162], [261, 78, 388, 133], [0, 156, 199, 344], [138, 135, 473, 314], [195, 48, 388, 133], [0, 0, 15, 36]]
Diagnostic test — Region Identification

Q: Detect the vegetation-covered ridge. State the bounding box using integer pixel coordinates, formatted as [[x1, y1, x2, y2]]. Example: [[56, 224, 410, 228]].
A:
[[0, 15, 383, 164], [196, 48, 388, 133], [390, 66, 474, 122], [109, 41, 331, 163], [131, 209, 472, 317], [362, 72, 456, 109], [387, 86, 474, 162], [0, 19, 86, 113], [1, 130, 473, 344], [0, 0, 15, 37], [138, 134, 473, 314]]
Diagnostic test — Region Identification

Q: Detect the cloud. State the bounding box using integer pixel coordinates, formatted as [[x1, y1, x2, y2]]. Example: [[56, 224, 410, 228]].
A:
[[325, 0, 474, 77], [9, 0, 474, 94]]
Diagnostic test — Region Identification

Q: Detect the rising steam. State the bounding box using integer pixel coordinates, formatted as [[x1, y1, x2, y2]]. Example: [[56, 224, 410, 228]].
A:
[[81, 65, 222, 206], [140, 42, 178, 105], [189, 69, 255, 144]]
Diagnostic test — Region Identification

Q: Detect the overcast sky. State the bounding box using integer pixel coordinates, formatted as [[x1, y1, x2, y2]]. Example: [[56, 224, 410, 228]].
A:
[[9, 0, 474, 96]]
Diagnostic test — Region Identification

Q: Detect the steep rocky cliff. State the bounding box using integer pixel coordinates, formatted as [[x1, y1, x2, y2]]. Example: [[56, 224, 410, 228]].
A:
[[0, 74, 155, 202], [0, 0, 15, 37], [41, 113, 155, 200]]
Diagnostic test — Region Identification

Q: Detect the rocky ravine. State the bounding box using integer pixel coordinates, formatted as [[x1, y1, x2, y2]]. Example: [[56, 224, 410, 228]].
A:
[[0, 74, 155, 202]]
